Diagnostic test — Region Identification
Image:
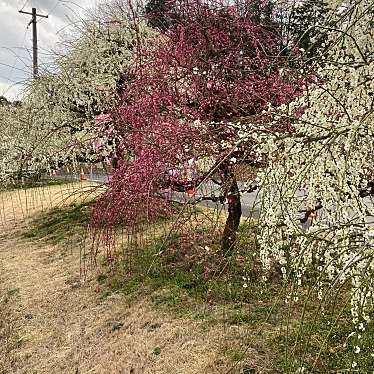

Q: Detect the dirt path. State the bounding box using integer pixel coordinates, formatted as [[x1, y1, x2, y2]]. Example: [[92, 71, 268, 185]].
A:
[[0, 184, 244, 374]]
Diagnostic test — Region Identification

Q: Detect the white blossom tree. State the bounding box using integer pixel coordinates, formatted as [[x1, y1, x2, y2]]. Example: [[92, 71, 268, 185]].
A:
[[256, 0, 374, 370], [0, 6, 156, 184]]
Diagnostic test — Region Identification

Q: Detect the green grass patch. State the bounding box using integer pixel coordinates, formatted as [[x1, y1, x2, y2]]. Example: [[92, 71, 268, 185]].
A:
[[0, 177, 70, 192], [270, 295, 374, 373], [100, 220, 279, 327], [6, 288, 20, 297], [21, 200, 93, 244]]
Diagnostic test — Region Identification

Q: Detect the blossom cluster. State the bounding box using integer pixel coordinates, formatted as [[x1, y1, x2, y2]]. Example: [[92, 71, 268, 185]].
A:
[[256, 0, 374, 365]]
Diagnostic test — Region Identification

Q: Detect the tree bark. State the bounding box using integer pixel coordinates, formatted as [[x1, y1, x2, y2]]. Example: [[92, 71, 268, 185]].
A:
[[221, 176, 242, 255]]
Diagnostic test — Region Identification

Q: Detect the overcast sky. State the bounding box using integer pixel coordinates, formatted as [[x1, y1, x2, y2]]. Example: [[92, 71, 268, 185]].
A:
[[0, 0, 103, 100]]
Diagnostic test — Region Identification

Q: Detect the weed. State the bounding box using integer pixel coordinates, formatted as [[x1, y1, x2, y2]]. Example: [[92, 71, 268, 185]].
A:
[[143, 322, 162, 331], [7, 288, 20, 297], [153, 347, 161, 355], [97, 273, 108, 284], [270, 297, 374, 373], [111, 322, 125, 332]]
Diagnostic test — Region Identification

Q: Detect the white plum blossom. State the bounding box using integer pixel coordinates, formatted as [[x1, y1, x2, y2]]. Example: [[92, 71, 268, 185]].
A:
[[0, 14, 156, 184], [256, 0, 374, 358]]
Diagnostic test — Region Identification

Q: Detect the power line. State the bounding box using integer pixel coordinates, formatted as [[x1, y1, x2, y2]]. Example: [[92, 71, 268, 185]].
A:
[[48, 0, 61, 15], [6, 26, 30, 83], [36, 0, 61, 24], [0, 25, 31, 101], [0, 62, 30, 74], [19, 0, 30, 12]]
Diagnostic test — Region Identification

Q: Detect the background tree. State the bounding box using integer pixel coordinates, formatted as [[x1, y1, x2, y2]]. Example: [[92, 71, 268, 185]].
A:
[[0, 83, 76, 183], [144, 0, 174, 29], [0, 6, 156, 184], [280, 0, 330, 58], [0, 96, 11, 106]]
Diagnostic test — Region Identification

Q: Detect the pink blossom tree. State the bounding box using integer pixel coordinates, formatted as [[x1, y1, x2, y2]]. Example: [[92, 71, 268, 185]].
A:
[[90, 0, 302, 252]]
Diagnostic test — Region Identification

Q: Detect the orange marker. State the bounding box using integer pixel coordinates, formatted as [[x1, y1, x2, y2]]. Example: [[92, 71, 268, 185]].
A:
[[186, 188, 195, 196], [79, 169, 86, 181]]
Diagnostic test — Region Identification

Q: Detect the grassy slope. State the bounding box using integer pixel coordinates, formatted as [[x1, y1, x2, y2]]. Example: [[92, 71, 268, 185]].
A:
[[18, 199, 374, 373]]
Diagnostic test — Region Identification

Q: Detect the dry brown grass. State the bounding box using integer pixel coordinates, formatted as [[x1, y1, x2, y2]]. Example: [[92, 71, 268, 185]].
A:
[[0, 183, 273, 374], [0, 261, 18, 374]]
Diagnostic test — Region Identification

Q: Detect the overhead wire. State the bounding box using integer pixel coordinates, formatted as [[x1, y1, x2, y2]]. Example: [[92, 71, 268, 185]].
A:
[[0, 24, 30, 98], [19, 0, 30, 12], [36, 0, 60, 24], [0, 62, 30, 75]]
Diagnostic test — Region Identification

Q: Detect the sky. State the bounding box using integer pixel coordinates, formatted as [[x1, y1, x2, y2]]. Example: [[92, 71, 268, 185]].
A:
[[0, 0, 102, 101]]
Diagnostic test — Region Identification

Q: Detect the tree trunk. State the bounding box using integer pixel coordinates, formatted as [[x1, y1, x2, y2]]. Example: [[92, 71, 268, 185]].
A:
[[221, 176, 241, 255]]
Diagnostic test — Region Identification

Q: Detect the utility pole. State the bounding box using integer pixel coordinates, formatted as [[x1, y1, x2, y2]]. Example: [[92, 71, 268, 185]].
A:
[[19, 8, 48, 78]]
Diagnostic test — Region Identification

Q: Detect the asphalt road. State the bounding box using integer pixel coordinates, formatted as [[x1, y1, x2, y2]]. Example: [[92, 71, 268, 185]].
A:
[[53, 172, 261, 218], [53, 172, 374, 226]]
